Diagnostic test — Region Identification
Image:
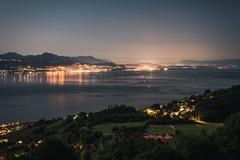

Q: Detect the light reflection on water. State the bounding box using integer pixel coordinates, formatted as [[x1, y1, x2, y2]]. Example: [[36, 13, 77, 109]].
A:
[[0, 71, 97, 86], [0, 69, 240, 122], [46, 71, 88, 85], [0, 71, 156, 86]]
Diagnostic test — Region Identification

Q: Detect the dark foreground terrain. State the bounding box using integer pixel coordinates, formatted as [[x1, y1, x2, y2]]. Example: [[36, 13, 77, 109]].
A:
[[1, 85, 240, 160]]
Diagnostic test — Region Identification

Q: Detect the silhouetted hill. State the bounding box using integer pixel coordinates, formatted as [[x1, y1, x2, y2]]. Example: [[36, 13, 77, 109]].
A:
[[0, 52, 24, 59], [74, 56, 112, 64], [163, 85, 240, 122], [1, 85, 240, 159], [0, 52, 113, 69], [181, 59, 240, 66]]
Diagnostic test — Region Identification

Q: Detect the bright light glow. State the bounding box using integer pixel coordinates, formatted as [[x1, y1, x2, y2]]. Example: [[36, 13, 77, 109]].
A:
[[143, 104, 206, 124], [142, 65, 155, 71], [126, 64, 160, 72], [144, 108, 158, 116], [190, 115, 206, 124], [73, 114, 80, 121], [0, 122, 24, 136], [47, 64, 110, 73]]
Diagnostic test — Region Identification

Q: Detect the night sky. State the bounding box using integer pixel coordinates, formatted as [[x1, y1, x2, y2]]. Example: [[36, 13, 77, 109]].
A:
[[0, 0, 240, 63]]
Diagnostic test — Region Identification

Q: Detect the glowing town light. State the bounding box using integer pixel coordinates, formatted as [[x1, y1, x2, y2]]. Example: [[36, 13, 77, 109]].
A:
[[140, 65, 155, 71], [73, 114, 80, 121], [0, 138, 8, 143], [144, 108, 157, 116], [46, 64, 110, 73], [190, 115, 206, 124], [163, 67, 168, 71]]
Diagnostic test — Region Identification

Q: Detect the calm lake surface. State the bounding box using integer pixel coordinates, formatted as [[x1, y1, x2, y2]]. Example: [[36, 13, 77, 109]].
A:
[[1, 68, 240, 122]]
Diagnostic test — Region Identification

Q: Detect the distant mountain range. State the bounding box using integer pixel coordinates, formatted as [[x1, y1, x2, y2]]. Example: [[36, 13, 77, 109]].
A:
[[181, 59, 240, 66], [0, 52, 113, 69]]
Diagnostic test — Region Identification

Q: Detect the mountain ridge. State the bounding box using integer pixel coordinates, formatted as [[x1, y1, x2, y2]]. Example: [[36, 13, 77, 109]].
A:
[[181, 59, 240, 65], [0, 52, 114, 69], [0, 52, 113, 65]]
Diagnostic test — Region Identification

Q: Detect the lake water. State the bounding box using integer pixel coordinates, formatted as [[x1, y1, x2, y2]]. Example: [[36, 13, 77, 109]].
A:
[[1, 68, 240, 122]]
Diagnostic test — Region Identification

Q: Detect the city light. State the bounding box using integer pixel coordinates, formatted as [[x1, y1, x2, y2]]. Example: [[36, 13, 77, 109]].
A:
[[144, 108, 158, 116], [0, 122, 25, 136], [144, 104, 205, 123], [125, 64, 161, 71], [46, 64, 110, 73], [163, 67, 168, 71]]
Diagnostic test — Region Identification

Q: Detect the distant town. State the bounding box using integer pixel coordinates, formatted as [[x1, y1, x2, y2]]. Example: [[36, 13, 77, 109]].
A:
[[0, 52, 240, 74]]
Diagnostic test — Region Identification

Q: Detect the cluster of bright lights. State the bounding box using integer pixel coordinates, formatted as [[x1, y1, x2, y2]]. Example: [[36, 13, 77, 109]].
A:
[[144, 108, 158, 116], [34, 140, 43, 147], [47, 64, 110, 73], [144, 105, 205, 123], [125, 64, 161, 72], [169, 105, 196, 118], [137, 65, 159, 71], [73, 143, 84, 150], [0, 138, 8, 143], [0, 122, 24, 136], [138, 65, 157, 71], [125, 64, 169, 72]]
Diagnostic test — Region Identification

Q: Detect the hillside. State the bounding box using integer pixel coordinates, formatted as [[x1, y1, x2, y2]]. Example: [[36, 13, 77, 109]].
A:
[[0, 52, 113, 69], [1, 85, 240, 159]]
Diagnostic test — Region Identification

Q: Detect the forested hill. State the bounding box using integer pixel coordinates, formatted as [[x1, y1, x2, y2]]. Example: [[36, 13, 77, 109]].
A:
[[163, 85, 240, 122], [1, 85, 240, 159], [197, 85, 240, 121], [0, 52, 113, 69]]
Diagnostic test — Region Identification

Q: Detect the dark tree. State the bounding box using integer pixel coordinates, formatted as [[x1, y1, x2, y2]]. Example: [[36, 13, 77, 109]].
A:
[[31, 138, 78, 160]]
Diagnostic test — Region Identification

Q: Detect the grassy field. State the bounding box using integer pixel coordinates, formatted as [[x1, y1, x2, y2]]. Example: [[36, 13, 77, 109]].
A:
[[94, 121, 223, 135], [93, 121, 146, 135], [146, 122, 223, 135]]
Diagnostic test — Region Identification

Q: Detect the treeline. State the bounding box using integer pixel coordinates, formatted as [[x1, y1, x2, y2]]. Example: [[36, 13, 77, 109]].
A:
[[161, 85, 240, 122], [65, 104, 149, 125], [3, 112, 240, 160], [2, 85, 240, 159], [197, 85, 240, 121]]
